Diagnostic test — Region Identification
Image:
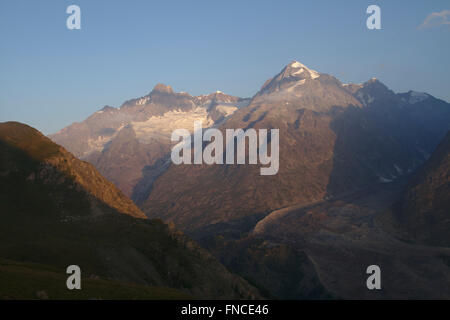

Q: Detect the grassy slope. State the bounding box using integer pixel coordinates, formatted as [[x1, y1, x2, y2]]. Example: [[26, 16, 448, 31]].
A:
[[0, 207, 259, 299], [0, 259, 191, 300]]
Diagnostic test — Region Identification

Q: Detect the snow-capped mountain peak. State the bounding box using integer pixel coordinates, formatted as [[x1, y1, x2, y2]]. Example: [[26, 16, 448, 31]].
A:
[[286, 60, 320, 79], [256, 60, 324, 97]]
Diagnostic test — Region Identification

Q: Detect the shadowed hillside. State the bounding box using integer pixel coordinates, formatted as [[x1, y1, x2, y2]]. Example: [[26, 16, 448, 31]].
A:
[[0, 121, 261, 299], [394, 131, 450, 246]]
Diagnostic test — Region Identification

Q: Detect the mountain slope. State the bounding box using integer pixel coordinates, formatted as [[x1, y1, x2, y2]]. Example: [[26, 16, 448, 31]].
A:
[[0, 121, 261, 299], [395, 131, 450, 246], [0, 121, 145, 219], [245, 179, 450, 299]]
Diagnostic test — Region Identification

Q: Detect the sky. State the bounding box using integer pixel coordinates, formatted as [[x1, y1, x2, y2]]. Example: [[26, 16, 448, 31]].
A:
[[1, 0, 449, 134]]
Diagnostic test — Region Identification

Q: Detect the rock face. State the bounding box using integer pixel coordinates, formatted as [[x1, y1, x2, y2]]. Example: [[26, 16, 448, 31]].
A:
[[142, 61, 450, 234], [0, 121, 261, 299], [397, 131, 450, 246], [49, 85, 249, 198]]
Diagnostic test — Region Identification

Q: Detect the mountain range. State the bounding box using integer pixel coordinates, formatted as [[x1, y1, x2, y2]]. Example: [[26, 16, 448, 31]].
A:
[[50, 62, 450, 234], [50, 85, 249, 200], [6, 60, 450, 299]]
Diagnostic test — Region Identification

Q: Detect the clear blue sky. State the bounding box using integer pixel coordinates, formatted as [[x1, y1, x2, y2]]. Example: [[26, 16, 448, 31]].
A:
[[1, 0, 449, 134]]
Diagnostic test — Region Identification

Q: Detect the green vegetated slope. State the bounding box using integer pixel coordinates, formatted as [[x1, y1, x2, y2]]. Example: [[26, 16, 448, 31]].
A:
[[0, 259, 190, 300]]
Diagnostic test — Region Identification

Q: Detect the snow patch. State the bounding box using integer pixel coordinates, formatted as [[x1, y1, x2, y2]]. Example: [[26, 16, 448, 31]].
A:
[[131, 107, 214, 143], [308, 69, 320, 79], [290, 61, 306, 69], [286, 79, 306, 91], [289, 61, 320, 79], [394, 164, 403, 174], [409, 91, 428, 104], [292, 68, 305, 76], [215, 105, 238, 117], [379, 176, 393, 183], [137, 97, 150, 105]]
